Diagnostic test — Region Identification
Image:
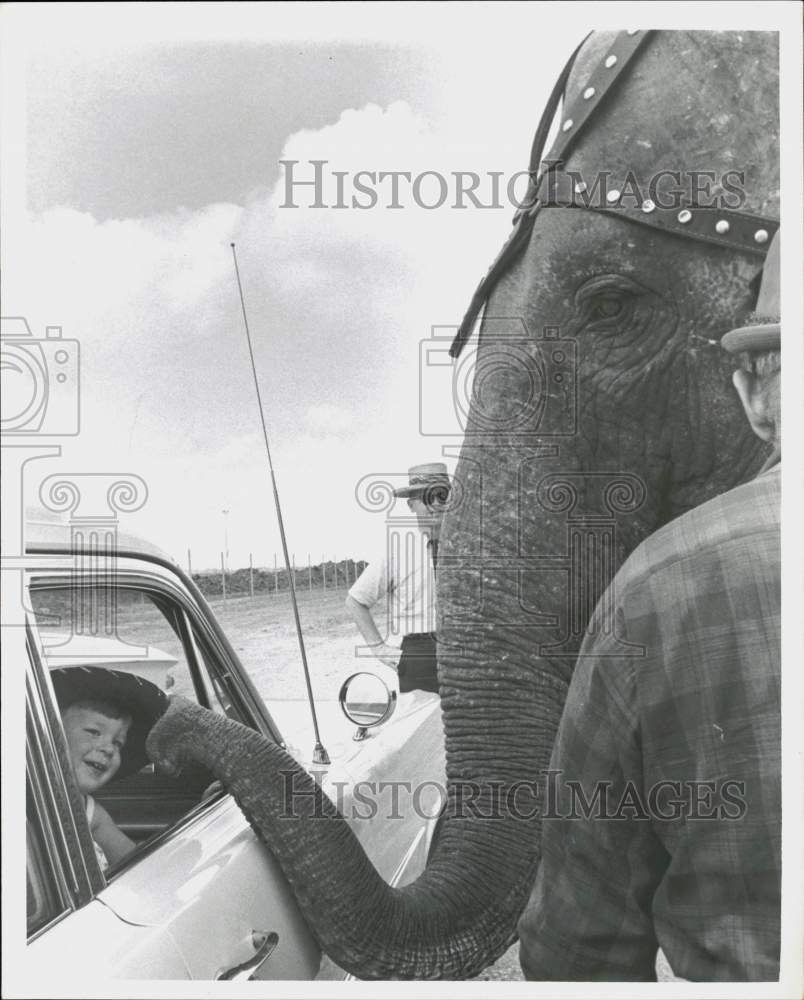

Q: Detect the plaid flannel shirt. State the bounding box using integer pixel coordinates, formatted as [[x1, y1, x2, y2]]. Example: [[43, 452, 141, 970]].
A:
[[519, 465, 781, 982]]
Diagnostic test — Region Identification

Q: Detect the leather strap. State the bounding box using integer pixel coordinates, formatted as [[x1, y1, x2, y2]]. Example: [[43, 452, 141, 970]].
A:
[[451, 30, 654, 358], [524, 32, 594, 201], [447, 213, 534, 359], [560, 201, 777, 256], [450, 29, 779, 359], [536, 168, 779, 256], [520, 29, 656, 214]]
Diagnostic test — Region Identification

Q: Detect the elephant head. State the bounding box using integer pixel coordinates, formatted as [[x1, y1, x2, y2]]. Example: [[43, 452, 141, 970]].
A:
[[146, 30, 779, 979]]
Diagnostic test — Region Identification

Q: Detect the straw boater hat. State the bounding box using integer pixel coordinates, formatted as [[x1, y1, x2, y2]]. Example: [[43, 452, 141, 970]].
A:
[[721, 230, 781, 354], [51, 666, 168, 779], [393, 462, 451, 500]]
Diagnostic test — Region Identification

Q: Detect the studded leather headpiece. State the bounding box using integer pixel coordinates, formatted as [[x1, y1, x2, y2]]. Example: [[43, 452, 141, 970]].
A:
[[450, 30, 779, 359]]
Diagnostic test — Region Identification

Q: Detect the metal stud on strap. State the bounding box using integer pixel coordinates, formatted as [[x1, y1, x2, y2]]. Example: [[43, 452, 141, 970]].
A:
[[451, 29, 779, 360], [456, 31, 656, 358], [535, 30, 654, 175], [593, 203, 779, 255], [512, 32, 655, 227], [535, 171, 780, 256]]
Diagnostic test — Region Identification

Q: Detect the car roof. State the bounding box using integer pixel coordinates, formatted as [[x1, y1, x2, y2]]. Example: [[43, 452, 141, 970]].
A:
[[25, 512, 176, 565]]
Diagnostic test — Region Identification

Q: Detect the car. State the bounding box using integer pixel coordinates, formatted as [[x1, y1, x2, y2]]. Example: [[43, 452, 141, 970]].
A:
[[22, 525, 446, 981]]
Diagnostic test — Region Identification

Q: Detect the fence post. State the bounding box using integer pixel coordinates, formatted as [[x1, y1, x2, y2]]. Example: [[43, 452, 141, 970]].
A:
[[187, 548, 193, 576], [221, 552, 227, 605], [249, 552, 254, 598], [333, 556, 338, 590]]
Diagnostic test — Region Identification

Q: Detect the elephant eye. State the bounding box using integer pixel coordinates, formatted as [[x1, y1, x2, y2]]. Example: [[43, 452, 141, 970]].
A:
[[574, 274, 653, 337], [581, 290, 635, 330], [591, 296, 623, 319]]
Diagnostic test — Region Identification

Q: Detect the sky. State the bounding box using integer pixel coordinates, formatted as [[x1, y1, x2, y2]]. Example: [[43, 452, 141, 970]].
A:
[[2, 2, 800, 573], [2, 3, 584, 570], [2, 5, 802, 996]]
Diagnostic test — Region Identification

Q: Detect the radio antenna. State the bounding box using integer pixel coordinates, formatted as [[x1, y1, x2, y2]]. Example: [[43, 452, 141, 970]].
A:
[[230, 242, 330, 766]]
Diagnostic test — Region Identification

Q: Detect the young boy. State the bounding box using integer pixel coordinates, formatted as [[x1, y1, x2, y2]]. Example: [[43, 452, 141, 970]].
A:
[[52, 666, 167, 873], [60, 698, 137, 869]]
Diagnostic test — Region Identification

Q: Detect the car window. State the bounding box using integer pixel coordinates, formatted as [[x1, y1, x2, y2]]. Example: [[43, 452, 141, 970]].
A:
[[27, 578, 252, 886], [26, 795, 65, 936], [30, 585, 230, 714]]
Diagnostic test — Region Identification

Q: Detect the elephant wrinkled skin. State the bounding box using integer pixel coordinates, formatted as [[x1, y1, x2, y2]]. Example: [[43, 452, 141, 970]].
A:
[[146, 31, 779, 980]]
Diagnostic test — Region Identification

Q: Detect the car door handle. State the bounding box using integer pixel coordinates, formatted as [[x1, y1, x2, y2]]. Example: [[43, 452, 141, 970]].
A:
[[215, 931, 279, 981]]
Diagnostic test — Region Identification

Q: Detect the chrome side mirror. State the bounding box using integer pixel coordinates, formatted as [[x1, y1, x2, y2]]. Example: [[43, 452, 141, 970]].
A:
[[339, 672, 397, 741]]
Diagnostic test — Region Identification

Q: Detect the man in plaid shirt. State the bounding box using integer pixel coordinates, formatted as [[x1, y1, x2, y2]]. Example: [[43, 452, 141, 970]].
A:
[[519, 233, 782, 981]]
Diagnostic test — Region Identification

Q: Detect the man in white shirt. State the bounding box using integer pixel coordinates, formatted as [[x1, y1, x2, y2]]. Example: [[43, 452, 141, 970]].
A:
[[346, 463, 450, 694]]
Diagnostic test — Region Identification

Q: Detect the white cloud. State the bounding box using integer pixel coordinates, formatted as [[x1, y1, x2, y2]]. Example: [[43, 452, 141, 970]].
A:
[[266, 99, 519, 298], [4, 91, 549, 566], [305, 403, 354, 435]]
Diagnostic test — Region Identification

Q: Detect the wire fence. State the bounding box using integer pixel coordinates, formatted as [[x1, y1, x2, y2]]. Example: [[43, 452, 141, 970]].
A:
[[188, 551, 367, 600]]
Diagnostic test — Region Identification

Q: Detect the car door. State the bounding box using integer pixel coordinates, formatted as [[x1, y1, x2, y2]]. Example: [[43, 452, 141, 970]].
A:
[[317, 690, 446, 886], [25, 555, 322, 982]]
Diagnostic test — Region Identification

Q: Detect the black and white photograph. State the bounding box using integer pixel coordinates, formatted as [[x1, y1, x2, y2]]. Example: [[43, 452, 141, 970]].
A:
[[1, 2, 802, 994]]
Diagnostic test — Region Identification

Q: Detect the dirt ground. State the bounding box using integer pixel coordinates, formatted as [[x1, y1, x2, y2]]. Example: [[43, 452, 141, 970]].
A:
[[207, 587, 373, 703]]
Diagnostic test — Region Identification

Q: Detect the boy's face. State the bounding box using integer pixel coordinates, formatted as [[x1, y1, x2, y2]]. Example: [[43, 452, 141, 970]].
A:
[[62, 705, 131, 795]]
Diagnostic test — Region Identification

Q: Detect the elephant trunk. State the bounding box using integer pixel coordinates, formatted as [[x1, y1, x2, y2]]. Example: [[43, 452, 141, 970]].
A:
[[146, 444, 610, 978], [147, 687, 548, 979]]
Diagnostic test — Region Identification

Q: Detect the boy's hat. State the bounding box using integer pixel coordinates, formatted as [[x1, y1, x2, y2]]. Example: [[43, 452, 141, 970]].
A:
[[51, 666, 168, 778], [721, 230, 781, 353], [393, 462, 451, 499]]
